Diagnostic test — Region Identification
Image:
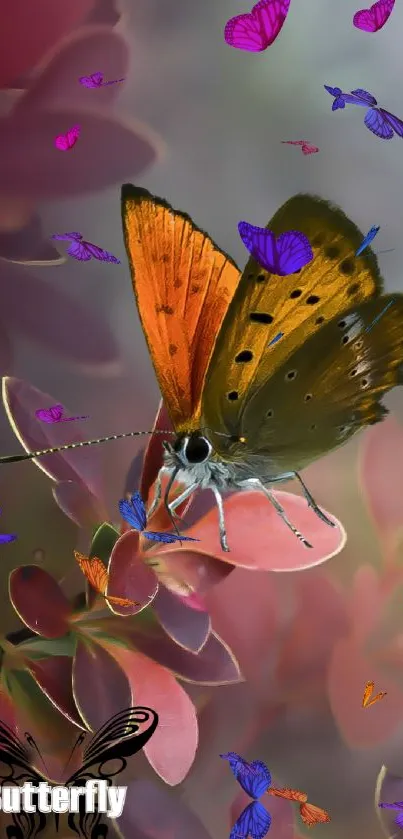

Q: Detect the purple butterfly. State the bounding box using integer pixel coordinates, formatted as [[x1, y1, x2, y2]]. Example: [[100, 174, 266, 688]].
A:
[[379, 801, 403, 829], [51, 233, 121, 263], [221, 752, 272, 839], [0, 509, 17, 544], [324, 86, 403, 139], [238, 222, 313, 276], [79, 71, 126, 88], [118, 491, 200, 544], [35, 405, 89, 424]]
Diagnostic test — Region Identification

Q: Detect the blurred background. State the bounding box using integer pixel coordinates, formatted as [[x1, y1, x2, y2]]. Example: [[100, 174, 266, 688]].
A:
[[1, 0, 403, 837]]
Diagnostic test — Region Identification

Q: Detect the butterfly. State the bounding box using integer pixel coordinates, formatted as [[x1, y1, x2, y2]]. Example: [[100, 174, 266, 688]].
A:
[[238, 222, 313, 276], [356, 226, 380, 256], [79, 71, 125, 88], [353, 0, 395, 32], [0, 706, 158, 839], [221, 752, 331, 835], [51, 233, 121, 263], [118, 491, 200, 543], [324, 86, 403, 139], [74, 551, 140, 608], [362, 680, 387, 707], [0, 508, 17, 544], [224, 0, 291, 52], [3, 186, 403, 555], [378, 801, 403, 829], [35, 404, 89, 424], [281, 140, 319, 155], [268, 332, 283, 347], [54, 125, 80, 151]]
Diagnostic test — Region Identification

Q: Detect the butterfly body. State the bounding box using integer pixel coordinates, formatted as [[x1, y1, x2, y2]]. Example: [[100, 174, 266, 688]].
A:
[[120, 184, 403, 553]]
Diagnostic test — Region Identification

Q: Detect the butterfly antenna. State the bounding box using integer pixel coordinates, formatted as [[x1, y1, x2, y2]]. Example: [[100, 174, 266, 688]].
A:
[[0, 429, 176, 465], [61, 732, 86, 778], [24, 733, 49, 776]]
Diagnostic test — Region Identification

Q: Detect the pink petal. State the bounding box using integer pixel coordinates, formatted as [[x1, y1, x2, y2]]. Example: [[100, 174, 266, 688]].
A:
[[146, 547, 233, 597], [4, 261, 120, 370], [174, 591, 208, 612], [349, 564, 382, 643], [123, 619, 241, 685], [359, 415, 403, 560], [181, 490, 346, 571], [0, 212, 65, 265], [52, 480, 108, 528], [108, 530, 159, 615], [0, 107, 163, 199], [87, 0, 121, 26], [9, 565, 72, 638], [277, 571, 349, 702], [230, 789, 296, 839], [14, 27, 129, 112], [3, 377, 103, 496], [152, 585, 211, 652], [114, 779, 214, 839], [28, 656, 85, 728], [0, 0, 96, 88], [205, 567, 279, 680], [72, 637, 132, 730], [327, 636, 403, 747], [99, 641, 198, 784], [375, 766, 403, 839]]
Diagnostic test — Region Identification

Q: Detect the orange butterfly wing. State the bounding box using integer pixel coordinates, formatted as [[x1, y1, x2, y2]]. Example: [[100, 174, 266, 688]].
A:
[[74, 551, 107, 595], [300, 803, 331, 827], [362, 681, 387, 707], [121, 184, 241, 433]]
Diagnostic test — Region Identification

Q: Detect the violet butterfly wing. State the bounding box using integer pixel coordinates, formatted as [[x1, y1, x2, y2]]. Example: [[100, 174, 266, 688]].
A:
[[378, 108, 403, 137], [364, 108, 394, 138], [353, 0, 395, 32], [238, 222, 277, 272], [224, 0, 291, 52], [67, 241, 92, 261], [81, 240, 121, 264], [79, 72, 104, 88], [230, 801, 272, 839], [275, 231, 313, 275]]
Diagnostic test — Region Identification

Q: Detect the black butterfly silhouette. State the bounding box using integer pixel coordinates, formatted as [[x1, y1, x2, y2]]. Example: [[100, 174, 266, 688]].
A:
[[0, 705, 159, 839]]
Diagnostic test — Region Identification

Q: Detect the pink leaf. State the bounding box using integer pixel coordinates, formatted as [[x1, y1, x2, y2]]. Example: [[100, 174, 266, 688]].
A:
[[0, 0, 96, 88], [99, 641, 198, 784], [9, 566, 72, 638], [108, 530, 159, 615], [359, 415, 403, 560], [145, 547, 233, 597], [123, 618, 241, 685], [178, 490, 346, 571], [14, 27, 129, 112], [0, 107, 163, 199], [114, 779, 214, 839], [349, 565, 382, 643], [152, 585, 211, 652], [3, 377, 103, 496], [28, 656, 85, 729], [72, 637, 132, 730], [52, 480, 108, 529], [327, 636, 403, 747]]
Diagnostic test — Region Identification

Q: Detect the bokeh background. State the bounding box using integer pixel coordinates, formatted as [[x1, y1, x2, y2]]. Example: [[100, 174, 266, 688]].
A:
[[1, 0, 403, 837]]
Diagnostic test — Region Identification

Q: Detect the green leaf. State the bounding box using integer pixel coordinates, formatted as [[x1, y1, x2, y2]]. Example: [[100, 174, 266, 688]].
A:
[[86, 630, 133, 650], [90, 523, 120, 565], [18, 632, 77, 659]]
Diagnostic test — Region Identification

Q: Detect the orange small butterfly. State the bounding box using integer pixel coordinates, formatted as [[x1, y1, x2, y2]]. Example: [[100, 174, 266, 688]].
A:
[[300, 803, 331, 828], [362, 680, 387, 708], [74, 551, 139, 608]]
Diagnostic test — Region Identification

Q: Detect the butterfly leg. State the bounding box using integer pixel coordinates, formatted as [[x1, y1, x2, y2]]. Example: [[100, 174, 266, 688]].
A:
[[210, 485, 230, 552], [168, 482, 199, 513], [163, 467, 183, 537], [270, 471, 335, 528], [238, 478, 313, 548]]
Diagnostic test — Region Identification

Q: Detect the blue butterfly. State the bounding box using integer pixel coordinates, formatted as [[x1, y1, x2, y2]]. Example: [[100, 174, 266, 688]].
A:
[[221, 752, 272, 839], [118, 491, 200, 543], [356, 225, 380, 256], [324, 85, 403, 140]]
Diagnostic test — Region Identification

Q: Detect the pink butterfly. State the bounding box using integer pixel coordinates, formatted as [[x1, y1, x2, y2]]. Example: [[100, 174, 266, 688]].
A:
[[353, 0, 395, 32], [51, 232, 121, 263], [281, 140, 319, 155], [35, 405, 89, 424], [79, 72, 126, 88], [54, 125, 80, 151], [224, 0, 291, 52]]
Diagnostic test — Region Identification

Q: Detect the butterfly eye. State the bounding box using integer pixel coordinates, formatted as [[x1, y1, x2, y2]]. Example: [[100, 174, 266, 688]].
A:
[[183, 435, 212, 464]]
